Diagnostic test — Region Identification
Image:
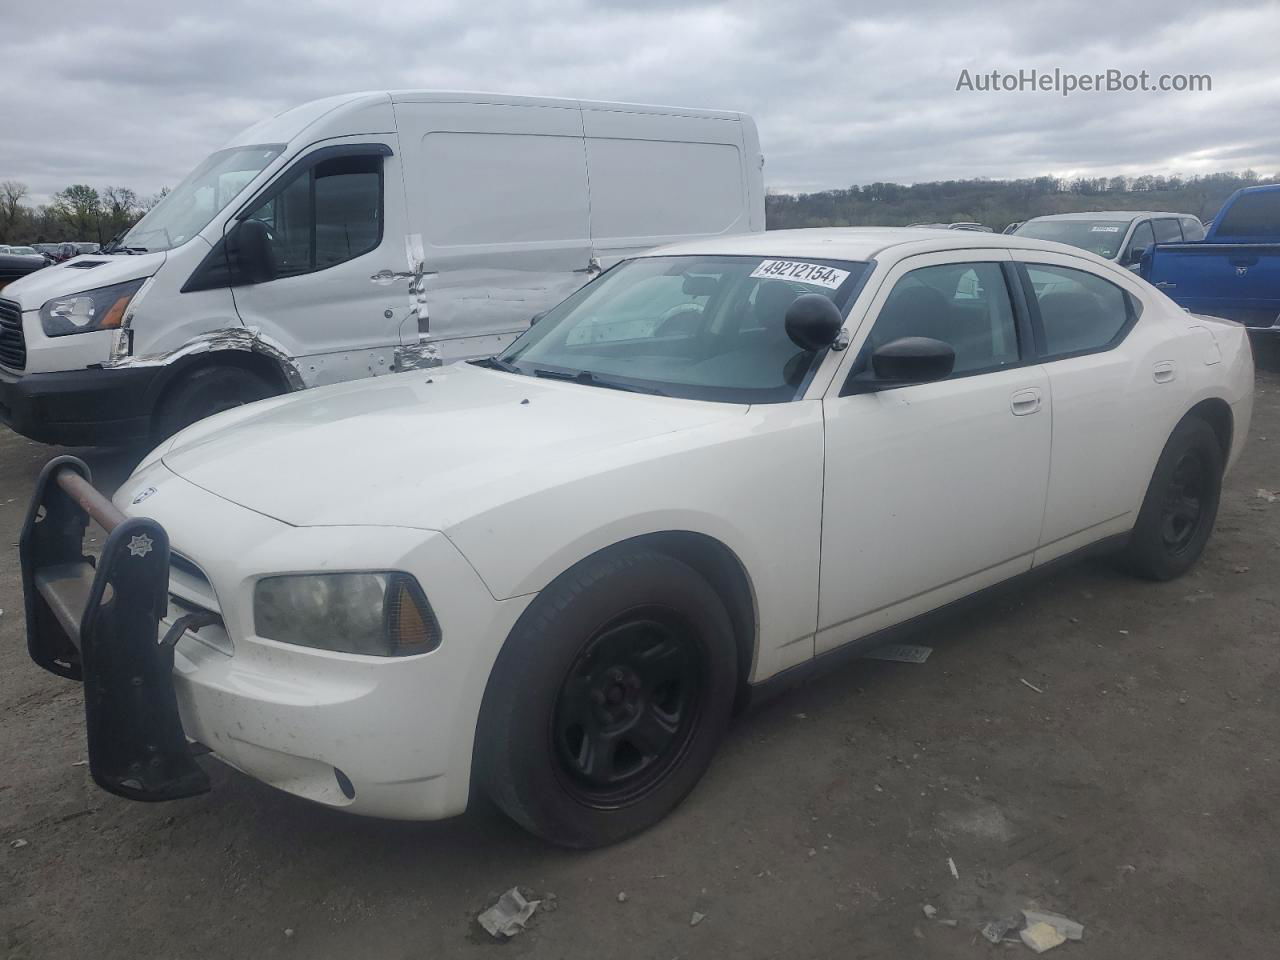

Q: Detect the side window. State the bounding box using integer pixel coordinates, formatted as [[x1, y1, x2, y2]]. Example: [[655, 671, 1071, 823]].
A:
[[1024, 264, 1138, 358], [1124, 220, 1155, 264], [1180, 216, 1206, 241], [243, 153, 383, 278], [858, 261, 1019, 377], [1152, 218, 1182, 243]]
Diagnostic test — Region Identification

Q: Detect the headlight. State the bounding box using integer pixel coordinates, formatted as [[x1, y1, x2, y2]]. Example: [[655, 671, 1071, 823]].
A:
[[40, 278, 145, 338], [254, 572, 441, 657]]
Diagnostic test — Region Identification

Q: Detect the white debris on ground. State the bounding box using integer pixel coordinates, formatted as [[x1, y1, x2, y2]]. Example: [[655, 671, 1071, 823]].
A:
[[973, 907, 1084, 952], [477, 887, 541, 939], [690, 911, 706, 927], [1256, 488, 1279, 502], [946, 857, 959, 880], [1021, 921, 1067, 953]]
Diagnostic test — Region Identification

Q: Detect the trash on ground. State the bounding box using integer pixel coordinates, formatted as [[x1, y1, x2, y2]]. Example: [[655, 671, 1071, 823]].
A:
[[1020, 678, 1044, 694], [1021, 921, 1067, 953], [1233, 565, 1250, 574], [922, 904, 937, 919], [616, 891, 628, 903], [947, 856, 959, 880], [477, 887, 541, 939], [1022, 909, 1084, 941], [864, 643, 933, 664], [979, 915, 1021, 944], [10, 838, 29, 849], [690, 911, 706, 927], [283, 928, 294, 938], [1255, 488, 1279, 502]]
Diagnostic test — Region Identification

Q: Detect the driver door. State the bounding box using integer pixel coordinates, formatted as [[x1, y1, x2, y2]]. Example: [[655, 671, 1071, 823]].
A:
[[228, 136, 409, 386], [816, 252, 1052, 653]]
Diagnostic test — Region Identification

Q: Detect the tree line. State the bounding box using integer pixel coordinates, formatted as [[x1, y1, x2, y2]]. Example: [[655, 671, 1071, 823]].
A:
[[0, 181, 167, 246], [765, 170, 1279, 232]]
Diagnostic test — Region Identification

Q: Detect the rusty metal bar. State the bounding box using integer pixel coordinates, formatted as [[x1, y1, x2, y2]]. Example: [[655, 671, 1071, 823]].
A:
[[55, 468, 126, 533]]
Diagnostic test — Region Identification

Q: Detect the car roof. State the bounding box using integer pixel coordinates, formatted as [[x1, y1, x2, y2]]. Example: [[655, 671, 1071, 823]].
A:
[[640, 227, 1111, 264], [1023, 211, 1191, 223]]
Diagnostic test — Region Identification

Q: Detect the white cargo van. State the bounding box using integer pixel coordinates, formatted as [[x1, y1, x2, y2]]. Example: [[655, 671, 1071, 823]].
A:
[[0, 91, 764, 444]]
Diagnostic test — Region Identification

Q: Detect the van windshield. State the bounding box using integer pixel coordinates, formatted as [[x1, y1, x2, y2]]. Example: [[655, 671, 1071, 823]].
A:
[[495, 255, 869, 403], [1014, 219, 1133, 258], [119, 144, 284, 252]]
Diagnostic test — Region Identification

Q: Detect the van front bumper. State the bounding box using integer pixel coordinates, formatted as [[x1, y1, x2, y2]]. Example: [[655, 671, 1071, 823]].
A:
[[0, 365, 156, 445]]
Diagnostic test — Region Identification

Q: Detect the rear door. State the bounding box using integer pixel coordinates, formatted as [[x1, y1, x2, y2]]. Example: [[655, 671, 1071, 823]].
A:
[[582, 107, 751, 269], [817, 252, 1051, 652], [1011, 251, 1163, 562]]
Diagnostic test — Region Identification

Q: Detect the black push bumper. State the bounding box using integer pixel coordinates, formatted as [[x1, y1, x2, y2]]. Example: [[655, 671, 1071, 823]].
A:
[[19, 456, 210, 800], [0, 365, 157, 446]]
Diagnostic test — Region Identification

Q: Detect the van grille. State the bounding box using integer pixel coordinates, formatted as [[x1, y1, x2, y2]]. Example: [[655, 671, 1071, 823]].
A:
[[0, 299, 25, 371]]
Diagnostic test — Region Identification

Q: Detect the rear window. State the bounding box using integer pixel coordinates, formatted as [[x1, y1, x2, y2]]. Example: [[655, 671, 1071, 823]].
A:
[[1014, 219, 1132, 259], [1215, 191, 1280, 238]]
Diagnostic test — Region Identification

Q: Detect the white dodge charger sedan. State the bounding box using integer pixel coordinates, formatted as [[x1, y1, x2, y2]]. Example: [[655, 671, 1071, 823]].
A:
[[23, 228, 1253, 847]]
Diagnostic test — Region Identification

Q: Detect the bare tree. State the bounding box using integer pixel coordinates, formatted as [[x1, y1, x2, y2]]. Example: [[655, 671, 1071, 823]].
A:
[[0, 180, 29, 242]]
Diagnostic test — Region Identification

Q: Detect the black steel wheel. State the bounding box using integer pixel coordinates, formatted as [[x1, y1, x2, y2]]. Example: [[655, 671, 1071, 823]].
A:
[[552, 611, 704, 807], [476, 548, 738, 848], [1125, 416, 1224, 580]]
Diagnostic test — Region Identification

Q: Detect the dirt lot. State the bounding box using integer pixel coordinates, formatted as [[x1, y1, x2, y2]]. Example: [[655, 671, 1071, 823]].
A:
[[2, 367, 1278, 960]]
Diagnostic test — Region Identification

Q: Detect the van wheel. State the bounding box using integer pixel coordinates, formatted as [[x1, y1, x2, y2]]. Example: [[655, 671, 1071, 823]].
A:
[[154, 366, 275, 440], [1124, 416, 1223, 580], [476, 548, 737, 848]]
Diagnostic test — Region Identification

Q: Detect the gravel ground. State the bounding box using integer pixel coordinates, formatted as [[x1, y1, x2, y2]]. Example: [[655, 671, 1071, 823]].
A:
[[1, 365, 1277, 960]]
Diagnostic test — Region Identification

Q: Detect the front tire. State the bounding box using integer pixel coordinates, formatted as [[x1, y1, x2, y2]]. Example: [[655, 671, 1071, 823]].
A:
[[475, 548, 738, 848], [154, 365, 276, 441], [1124, 416, 1224, 580]]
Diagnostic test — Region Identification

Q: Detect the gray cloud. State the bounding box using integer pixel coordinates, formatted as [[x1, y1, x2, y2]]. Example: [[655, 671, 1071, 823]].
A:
[[3, 0, 1278, 202]]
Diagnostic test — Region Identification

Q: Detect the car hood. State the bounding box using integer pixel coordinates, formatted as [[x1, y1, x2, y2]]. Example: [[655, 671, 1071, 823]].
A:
[[160, 361, 747, 530], [2, 250, 167, 309]]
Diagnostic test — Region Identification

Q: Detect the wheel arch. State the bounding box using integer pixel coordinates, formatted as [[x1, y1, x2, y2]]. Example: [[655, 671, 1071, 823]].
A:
[[144, 346, 297, 415], [1182, 396, 1233, 461]]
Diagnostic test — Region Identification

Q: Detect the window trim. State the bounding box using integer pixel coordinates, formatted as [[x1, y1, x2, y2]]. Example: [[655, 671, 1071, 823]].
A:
[[1016, 261, 1142, 364], [839, 256, 1031, 396]]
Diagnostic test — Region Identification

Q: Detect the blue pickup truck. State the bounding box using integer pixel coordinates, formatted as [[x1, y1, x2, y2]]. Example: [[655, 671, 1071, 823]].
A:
[[1141, 184, 1280, 342]]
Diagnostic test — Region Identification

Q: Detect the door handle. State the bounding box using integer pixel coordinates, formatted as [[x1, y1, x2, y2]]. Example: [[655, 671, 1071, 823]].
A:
[[1010, 388, 1041, 416], [1153, 361, 1177, 384], [1154, 281, 1176, 290]]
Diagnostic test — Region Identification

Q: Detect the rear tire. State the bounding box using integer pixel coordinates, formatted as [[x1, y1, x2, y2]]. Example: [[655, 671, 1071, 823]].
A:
[[154, 365, 276, 441], [475, 548, 737, 848], [1123, 416, 1223, 580]]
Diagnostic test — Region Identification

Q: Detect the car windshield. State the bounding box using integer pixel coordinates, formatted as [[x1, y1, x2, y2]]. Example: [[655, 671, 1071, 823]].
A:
[[496, 255, 870, 403], [1014, 219, 1133, 258], [120, 143, 284, 252]]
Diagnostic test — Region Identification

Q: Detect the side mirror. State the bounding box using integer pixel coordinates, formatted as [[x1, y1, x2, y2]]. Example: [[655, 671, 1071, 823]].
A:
[[228, 219, 276, 284], [529, 311, 546, 327], [785, 294, 844, 351], [871, 336, 955, 384], [1123, 243, 1152, 267]]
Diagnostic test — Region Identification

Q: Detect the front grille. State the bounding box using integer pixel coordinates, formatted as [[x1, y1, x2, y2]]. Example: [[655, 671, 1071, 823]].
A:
[[0, 299, 25, 371]]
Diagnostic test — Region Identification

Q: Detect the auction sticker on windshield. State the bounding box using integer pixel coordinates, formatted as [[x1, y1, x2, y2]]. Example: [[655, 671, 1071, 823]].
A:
[[750, 260, 850, 289]]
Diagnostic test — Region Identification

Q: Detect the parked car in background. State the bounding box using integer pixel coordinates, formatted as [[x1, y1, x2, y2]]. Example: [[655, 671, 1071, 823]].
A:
[[1015, 211, 1204, 271], [0, 250, 47, 296], [5, 245, 41, 257], [0, 90, 765, 446], [907, 221, 994, 232], [1141, 184, 1280, 340], [21, 228, 1252, 847]]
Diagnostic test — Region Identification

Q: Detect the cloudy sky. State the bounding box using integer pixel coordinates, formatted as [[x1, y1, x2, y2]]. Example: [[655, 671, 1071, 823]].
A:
[[3, 0, 1279, 202]]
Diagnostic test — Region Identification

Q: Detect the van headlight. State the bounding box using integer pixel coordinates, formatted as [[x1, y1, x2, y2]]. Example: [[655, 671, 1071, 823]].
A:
[[40, 278, 145, 337], [253, 572, 441, 657]]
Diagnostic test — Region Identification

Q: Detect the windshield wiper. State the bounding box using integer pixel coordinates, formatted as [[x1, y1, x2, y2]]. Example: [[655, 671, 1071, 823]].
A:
[[469, 356, 524, 374], [531, 367, 665, 396]]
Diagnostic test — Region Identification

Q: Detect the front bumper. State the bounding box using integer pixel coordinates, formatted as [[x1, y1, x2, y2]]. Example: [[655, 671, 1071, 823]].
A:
[[22, 456, 534, 820], [0, 364, 157, 445]]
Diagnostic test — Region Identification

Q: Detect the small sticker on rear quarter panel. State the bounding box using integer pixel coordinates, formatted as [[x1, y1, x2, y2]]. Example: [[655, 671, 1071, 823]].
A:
[[750, 260, 850, 289]]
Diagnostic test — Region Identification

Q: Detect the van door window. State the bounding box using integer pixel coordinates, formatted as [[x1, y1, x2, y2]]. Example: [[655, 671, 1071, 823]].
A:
[[1152, 218, 1183, 243], [243, 153, 383, 278]]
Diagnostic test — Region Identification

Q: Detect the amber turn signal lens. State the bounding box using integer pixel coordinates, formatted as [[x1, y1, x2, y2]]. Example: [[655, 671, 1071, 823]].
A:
[[387, 576, 441, 653], [100, 293, 133, 329]]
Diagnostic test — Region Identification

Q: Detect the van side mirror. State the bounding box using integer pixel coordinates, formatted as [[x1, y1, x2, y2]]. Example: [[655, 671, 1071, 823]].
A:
[[785, 294, 844, 351], [871, 336, 955, 384], [228, 219, 276, 284]]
